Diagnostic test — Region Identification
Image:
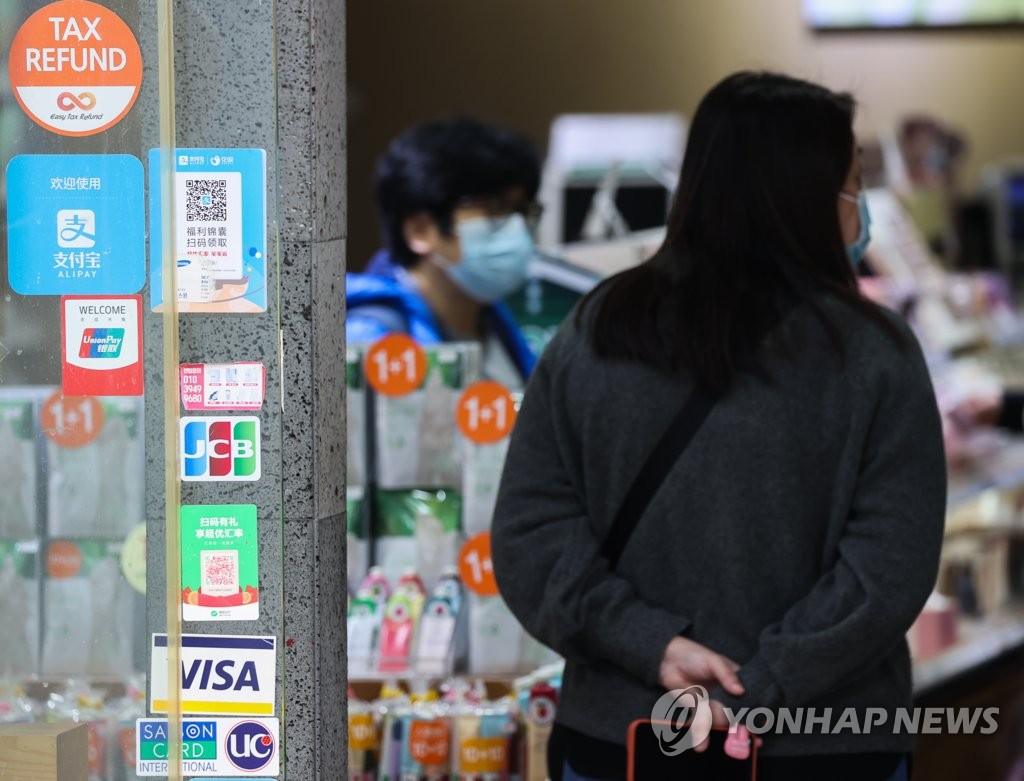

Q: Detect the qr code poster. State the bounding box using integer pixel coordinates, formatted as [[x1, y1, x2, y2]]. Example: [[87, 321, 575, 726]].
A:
[[180, 504, 259, 621], [148, 148, 267, 313]]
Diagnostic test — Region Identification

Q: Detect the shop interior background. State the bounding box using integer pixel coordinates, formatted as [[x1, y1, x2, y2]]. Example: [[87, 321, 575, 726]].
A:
[[347, 0, 1024, 270]]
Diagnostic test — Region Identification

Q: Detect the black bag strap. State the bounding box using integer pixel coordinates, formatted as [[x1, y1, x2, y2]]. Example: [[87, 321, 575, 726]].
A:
[[599, 303, 793, 571], [600, 383, 717, 570]]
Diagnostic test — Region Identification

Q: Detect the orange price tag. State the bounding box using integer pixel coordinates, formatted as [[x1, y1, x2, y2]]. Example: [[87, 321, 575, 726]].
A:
[[409, 720, 449, 766], [460, 737, 508, 774], [349, 713, 379, 751], [364, 334, 427, 397], [457, 381, 517, 444], [41, 392, 104, 447], [459, 532, 499, 597]]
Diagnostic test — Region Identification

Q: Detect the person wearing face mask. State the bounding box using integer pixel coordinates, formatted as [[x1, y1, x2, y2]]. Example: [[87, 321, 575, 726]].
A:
[[346, 117, 541, 388], [491, 72, 944, 781]]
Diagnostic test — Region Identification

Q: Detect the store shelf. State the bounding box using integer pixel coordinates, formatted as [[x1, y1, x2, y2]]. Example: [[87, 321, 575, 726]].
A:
[[913, 608, 1024, 696], [947, 441, 1024, 511]]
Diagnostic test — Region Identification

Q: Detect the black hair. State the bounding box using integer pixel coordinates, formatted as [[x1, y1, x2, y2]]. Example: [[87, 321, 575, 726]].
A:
[[374, 117, 541, 268], [582, 71, 903, 393]]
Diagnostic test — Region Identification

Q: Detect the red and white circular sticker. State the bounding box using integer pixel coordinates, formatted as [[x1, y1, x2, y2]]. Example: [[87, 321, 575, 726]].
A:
[[8, 0, 143, 137]]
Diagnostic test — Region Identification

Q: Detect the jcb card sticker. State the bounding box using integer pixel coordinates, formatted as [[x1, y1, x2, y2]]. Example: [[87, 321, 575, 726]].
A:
[[7, 0, 143, 137], [181, 363, 266, 411], [135, 718, 279, 777], [150, 634, 276, 717], [181, 505, 259, 622], [6, 154, 145, 296], [62, 295, 142, 396], [180, 416, 261, 482], [149, 148, 268, 313]]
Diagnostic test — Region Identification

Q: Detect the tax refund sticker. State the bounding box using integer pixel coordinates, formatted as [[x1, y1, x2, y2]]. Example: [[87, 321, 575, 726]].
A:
[[8, 0, 143, 137]]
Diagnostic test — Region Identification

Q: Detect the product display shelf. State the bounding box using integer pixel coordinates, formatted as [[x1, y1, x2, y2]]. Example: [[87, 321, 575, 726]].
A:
[[947, 439, 1024, 512], [913, 604, 1024, 696]]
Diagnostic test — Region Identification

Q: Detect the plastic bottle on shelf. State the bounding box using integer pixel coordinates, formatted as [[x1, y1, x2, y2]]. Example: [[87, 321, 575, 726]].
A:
[[378, 577, 426, 673], [396, 568, 427, 597], [359, 566, 392, 608]]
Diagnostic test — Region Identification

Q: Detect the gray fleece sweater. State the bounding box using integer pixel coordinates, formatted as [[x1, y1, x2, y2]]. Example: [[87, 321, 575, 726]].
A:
[[491, 294, 947, 756]]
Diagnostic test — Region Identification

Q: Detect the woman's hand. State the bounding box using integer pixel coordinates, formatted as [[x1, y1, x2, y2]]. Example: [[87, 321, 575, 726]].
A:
[[693, 700, 734, 754], [658, 636, 745, 696]]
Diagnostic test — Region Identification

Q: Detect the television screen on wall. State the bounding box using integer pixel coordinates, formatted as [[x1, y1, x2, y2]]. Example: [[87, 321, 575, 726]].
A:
[[804, 0, 1024, 28]]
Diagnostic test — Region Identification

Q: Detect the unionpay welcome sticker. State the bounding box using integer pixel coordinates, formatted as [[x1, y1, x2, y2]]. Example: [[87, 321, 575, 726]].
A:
[[8, 0, 143, 137], [62, 295, 143, 396]]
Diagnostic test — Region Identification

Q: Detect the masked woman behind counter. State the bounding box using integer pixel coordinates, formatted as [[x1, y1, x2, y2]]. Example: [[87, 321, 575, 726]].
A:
[[492, 71, 946, 781]]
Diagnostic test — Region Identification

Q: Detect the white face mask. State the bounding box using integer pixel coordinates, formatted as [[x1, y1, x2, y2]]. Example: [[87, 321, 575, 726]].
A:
[[436, 214, 535, 303]]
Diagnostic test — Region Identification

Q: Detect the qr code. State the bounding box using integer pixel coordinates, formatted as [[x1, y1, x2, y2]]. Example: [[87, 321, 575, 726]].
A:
[[201, 549, 239, 596], [185, 178, 228, 222]]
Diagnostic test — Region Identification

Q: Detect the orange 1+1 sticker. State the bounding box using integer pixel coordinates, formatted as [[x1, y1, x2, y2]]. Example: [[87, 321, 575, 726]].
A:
[[459, 532, 499, 597], [8, 0, 144, 137], [457, 380, 517, 444], [41, 391, 105, 448], [364, 334, 427, 396], [47, 540, 84, 578]]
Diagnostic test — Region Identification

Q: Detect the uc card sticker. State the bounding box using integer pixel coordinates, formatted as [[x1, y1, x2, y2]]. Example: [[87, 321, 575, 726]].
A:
[[150, 634, 276, 716], [7, 154, 145, 295], [136, 717, 279, 776], [149, 148, 267, 313]]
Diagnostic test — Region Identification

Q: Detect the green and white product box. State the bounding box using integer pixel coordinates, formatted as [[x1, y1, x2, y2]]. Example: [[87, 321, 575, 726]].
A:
[[0, 541, 39, 676], [465, 592, 561, 676], [467, 593, 523, 675], [0, 400, 37, 539], [347, 347, 366, 488], [375, 488, 462, 589], [48, 398, 144, 538], [181, 505, 259, 621], [347, 487, 368, 590], [42, 539, 136, 676], [375, 344, 481, 490], [462, 393, 522, 535], [461, 439, 511, 537]]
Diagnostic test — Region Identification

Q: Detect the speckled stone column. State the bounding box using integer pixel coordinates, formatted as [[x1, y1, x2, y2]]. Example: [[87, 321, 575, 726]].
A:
[[140, 0, 346, 778]]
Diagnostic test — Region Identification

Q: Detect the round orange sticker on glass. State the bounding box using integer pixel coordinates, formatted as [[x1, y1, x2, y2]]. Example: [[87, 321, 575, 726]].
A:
[[457, 381, 517, 444], [41, 392, 104, 448], [365, 334, 427, 397], [459, 532, 499, 597], [47, 540, 83, 578], [8, 0, 144, 137]]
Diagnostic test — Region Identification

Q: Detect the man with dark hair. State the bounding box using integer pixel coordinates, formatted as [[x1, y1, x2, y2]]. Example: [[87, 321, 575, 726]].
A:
[[347, 117, 542, 387]]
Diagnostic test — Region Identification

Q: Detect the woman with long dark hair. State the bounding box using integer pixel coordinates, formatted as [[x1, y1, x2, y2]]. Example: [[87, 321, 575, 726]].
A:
[[492, 72, 946, 781]]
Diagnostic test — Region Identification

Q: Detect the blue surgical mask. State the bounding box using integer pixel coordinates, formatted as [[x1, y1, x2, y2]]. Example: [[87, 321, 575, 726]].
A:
[[442, 214, 534, 303], [840, 191, 872, 267]]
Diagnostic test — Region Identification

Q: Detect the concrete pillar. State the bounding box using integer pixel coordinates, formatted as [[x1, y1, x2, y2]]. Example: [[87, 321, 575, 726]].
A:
[[142, 0, 346, 777]]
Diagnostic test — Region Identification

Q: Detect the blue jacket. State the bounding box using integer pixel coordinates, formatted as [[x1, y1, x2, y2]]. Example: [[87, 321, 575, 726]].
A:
[[346, 251, 537, 382]]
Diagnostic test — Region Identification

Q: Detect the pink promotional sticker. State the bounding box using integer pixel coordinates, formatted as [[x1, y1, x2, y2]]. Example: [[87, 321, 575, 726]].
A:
[[180, 362, 265, 411]]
